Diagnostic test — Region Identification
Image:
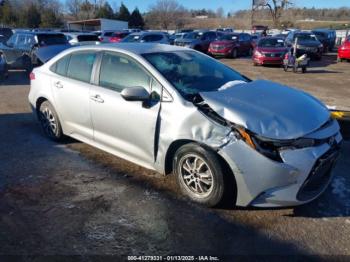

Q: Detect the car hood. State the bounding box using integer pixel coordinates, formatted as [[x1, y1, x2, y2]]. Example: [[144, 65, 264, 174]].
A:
[[0, 43, 11, 50], [256, 47, 287, 53], [211, 40, 236, 45], [199, 80, 330, 140], [177, 39, 198, 44]]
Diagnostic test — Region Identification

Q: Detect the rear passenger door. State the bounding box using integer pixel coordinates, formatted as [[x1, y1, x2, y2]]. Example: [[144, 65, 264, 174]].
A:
[[89, 51, 161, 166], [50, 51, 97, 140]]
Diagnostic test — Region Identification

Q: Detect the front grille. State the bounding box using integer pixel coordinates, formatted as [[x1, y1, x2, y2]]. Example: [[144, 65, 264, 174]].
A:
[[211, 45, 226, 51], [298, 46, 317, 52], [264, 53, 283, 58], [297, 145, 340, 201]]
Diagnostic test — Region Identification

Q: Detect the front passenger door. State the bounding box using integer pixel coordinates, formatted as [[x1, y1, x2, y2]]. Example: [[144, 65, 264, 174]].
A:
[[90, 51, 161, 166]]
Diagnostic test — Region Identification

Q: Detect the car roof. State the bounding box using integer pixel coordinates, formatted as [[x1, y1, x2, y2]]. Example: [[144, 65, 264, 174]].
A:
[[65, 32, 96, 36], [129, 32, 165, 36], [15, 31, 64, 36], [66, 43, 189, 55]]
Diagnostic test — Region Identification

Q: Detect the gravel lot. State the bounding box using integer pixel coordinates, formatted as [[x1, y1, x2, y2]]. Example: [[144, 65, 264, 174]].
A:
[[0, 56, 349, 260]]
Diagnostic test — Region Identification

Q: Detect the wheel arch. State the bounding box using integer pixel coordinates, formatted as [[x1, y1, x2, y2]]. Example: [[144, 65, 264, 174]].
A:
[[35, 96, 49, 116], [164, 139, 238, 205]]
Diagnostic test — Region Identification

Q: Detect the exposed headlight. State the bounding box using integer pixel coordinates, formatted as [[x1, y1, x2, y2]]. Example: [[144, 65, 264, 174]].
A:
[[319, 44, 324, 48], [254, 50, 264, 57], [233, 127, 320, 162]]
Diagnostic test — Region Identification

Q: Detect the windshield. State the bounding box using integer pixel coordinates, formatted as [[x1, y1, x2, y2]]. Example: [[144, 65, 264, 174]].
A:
[[294, 34, 317, 41], [185, 32, 203, 40], [77, 35, 99, 42], [258, 38, 285, 47], [218, 34, 238, 41], [121, 34, 141, 42], [142, 51, 247, 98]]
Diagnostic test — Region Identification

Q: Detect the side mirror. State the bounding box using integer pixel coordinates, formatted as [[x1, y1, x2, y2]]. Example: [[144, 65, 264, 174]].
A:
[[121, 86, 150, 102]]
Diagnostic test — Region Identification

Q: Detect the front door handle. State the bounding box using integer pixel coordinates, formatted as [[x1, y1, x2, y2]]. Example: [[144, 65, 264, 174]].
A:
[[90, 94, 104, 103], [54, 81, 63, 88]]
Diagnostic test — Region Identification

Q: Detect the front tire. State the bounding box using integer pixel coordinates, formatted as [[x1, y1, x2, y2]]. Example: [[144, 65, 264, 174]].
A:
[[174, 143, 225, 207], [38, 101, 64, 141]]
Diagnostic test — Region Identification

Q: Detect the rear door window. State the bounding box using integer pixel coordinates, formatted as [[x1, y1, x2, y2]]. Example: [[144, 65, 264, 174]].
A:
[[66, 52, 96, 83]]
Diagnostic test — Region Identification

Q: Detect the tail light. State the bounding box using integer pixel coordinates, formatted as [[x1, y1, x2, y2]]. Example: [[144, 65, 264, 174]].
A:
[[109, 37, 121, 43], [29, 72, 35, 80], [284, 53, 289, 59]]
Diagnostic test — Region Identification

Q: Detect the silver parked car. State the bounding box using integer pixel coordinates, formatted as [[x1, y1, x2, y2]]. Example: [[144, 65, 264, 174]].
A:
[[28, 43, 342, 207], [121, 32, 170, 44], [64, 33, 101, 45]]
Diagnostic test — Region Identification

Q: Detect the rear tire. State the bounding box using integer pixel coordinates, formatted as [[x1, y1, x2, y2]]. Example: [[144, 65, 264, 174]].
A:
[[231, 48, 238, 59], [337, 57, 344, 63], [302, 66, 307, 73], [174, 143, 225, 207], [248, 47, 253, 56], [38, 101, 64, 142]]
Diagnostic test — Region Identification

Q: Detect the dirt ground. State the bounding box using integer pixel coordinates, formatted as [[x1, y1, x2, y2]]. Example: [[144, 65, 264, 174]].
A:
[[0, 55, 349, 261]]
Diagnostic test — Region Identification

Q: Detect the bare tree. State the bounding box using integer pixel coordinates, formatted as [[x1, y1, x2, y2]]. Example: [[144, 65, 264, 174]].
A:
[[264, 0, 293, 27], [66, 0, 83, 19], [147, 0, 188, 30], [216, 7, 224, 18]]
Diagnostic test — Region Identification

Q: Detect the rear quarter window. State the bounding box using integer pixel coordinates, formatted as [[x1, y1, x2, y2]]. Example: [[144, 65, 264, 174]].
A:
[[50, 55, 71, 76]]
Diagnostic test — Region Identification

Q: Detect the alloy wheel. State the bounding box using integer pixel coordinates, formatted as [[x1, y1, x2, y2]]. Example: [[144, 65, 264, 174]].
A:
[[178, 154, 214, 198]]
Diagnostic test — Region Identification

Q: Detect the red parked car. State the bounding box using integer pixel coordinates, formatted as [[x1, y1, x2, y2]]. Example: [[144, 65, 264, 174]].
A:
[[108, 32, 130, 43], [208, 33, 253, 58], [338, 36, 350, 62], [253, 37, 288, 66]]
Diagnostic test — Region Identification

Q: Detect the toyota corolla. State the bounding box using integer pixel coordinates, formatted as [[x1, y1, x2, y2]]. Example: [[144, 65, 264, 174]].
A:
[[28, 43, 342, 207]]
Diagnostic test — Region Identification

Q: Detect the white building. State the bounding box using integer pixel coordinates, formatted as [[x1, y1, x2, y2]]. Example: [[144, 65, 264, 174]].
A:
[[67, 18, 128, 32]]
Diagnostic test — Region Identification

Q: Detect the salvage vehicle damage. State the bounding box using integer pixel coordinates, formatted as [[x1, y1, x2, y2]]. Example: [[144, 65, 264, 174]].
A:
[[154, 77, 342, 207], [29, 44, 342, 208]]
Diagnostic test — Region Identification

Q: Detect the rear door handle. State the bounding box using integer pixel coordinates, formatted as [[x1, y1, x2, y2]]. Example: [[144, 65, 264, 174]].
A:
[[54, 81, 63, 88], [90, 94, 104, 103]]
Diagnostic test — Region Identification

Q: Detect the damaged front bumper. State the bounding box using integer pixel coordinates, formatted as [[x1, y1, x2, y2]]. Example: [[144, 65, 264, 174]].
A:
[[218, 121, 342, 207]]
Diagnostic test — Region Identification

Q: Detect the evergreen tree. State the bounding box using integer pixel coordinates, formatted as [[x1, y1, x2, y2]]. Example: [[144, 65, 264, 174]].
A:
[[0, 0, 15, 26], [95, 2, 114, 19], [26, 4, 41, 28], [40, 8, 63, 28], [129, 8, 144, 29], [117, 2, 130, 22]]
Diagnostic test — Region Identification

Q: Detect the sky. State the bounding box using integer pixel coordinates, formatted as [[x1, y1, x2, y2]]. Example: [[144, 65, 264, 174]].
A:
[[104, 0, 350, 13]]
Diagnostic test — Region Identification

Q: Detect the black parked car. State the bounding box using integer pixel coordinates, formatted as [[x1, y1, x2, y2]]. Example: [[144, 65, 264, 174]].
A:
[[285, 31, 323, 60], [0, 31, 68, 72], [312, 29, 336, 52], [0, 27, 13, 44], [174, 30, 223, 53]]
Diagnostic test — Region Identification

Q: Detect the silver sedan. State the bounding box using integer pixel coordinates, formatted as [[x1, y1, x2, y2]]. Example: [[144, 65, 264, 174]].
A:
[[28, 43, 342, 207]]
